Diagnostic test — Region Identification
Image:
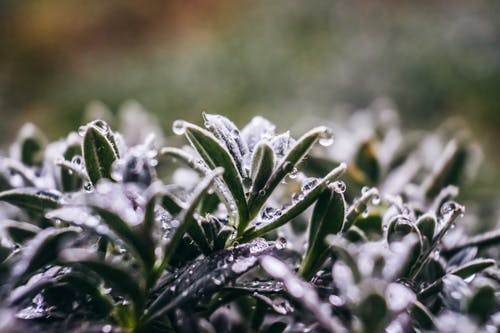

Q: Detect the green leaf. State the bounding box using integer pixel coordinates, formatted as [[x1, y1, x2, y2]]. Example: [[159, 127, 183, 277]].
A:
[[60, 138, 83, 191], [353, 139, 380, 184], [90, 206, 155, 271], [160, 168, 222, 271], [10, 227, 79, 285], [0, 188, 60, 213], [467, 285, 496, 323], [203, 113, 249, 179], [342, 187, 379, 232], [145, 238, 280, 325], [422, 140, 468, 199], [250, 141, 275, 196], [353, 214, 383, 238], [83, 124, 118, 185], [410, 301, 435, 330], [60, 250, 144, 311], [17, 123, 47, 167], [3, 220, 41, 243], [449, 258, 496, 279], [300, 184, 345, 279], [247, 126, 334, 219], [416, 214, 436, 244], [358, 292, 387, 333], [242, 163, 346, 241], [181, 122, 249, 231], [260, 255, 345, 333]]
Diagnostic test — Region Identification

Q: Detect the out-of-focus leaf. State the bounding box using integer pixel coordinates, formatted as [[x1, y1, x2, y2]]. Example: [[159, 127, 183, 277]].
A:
[[358, 292, 388, 333], [422, 140, 468, 199], [250, 141, 275, 196], [342, 187, 379, 232], [449, 258, 496, 279], [83, 124, 118, 185], [300, 184, 345, 279], [353, 140, 380, 184], [17, 123, 47, 167], [260, 255, 345, 333], [10, 227, 79, 285], [247, 126, 334, 220], [160, 169, 222, 271], [3, 220, 41, 243], [242, 163, 346, 241], [145, 238, 282, 324], [0, 188, 60, 213], [353, 214, 383, 239], [410, 301, 436, 330], [60, 137, 83, 191], [60, 250, 144, 311], [181, 121, 248, 230], [467, 285, 496, 323]]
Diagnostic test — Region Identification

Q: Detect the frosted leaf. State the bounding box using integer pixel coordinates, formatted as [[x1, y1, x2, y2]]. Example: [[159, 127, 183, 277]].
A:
[[241, 116, 276, 152], [385, 283, 416, 312]]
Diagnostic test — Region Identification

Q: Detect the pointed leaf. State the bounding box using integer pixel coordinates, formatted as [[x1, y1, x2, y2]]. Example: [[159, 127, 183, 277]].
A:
[[203, 113, 248, 179], [0, 188, 60, 213], [247, 126, 334, 219], [60, 250, 144, 309], [83, 124, 118, 185], [260, 255, 345, 333], [354, 139, 380, 184], [410, 301, 436, 330], [17, 123, 47, 167], [10, 227, 79, 285], [3, 220, 41, 243], [300, 184, 345, 279], [449, 258, 495, 279], [160, 169, 222, 270], [250, 141, 275, 196], [181, 122, 248, 229], [146, 238, 281, 324], [241, 163, 346, 241], [416, 213, 436, 244]]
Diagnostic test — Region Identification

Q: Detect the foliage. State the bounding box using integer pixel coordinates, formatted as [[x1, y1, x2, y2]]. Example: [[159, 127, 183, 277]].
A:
[[0, 106, 497, 333]]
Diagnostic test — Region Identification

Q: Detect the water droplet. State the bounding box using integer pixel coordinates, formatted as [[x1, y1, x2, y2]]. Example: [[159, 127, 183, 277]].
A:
[[101, 325, 112, 333], [292, 192, 304, 203], [289, 167, 298, 179], [83, 182, 94, 192], [301, 178, 319, 192], [172, 120, 187, 135], [258, 189, 266, 197], [440, 201, 464, 216], [361, 186, 370, 194], [71, 155, 83, 166], [276, 237, 287, 249], [371, 194, 381, 205], [318, 127, 334, 147], [78, 125, 87, 136], [332, 180, 346, 193], [249, 238, 269, 254]]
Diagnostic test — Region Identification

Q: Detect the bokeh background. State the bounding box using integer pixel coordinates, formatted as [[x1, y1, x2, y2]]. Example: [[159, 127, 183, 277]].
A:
[[0, 0, 499, 189]]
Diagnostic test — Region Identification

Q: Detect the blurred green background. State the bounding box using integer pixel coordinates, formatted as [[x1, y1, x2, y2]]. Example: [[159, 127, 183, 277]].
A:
[[0, 0, 499, 182]]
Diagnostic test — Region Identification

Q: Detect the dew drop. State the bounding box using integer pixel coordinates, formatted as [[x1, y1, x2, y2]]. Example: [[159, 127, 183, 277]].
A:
[[172, 120, 187, 135], [289, 167, 298, 179], [276, 237, 287, 250], [78, 125, 87, 137], [361, 186, 370, 194], [318, 127, 334, 147], [333, 180, 346, 193]]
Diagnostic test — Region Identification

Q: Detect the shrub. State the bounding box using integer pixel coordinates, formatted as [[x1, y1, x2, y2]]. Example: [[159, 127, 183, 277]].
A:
[[0, 107, 497, 332]]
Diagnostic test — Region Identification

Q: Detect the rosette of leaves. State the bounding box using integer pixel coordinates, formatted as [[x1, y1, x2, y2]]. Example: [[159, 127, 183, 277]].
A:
[[0, 109, 497, 333]]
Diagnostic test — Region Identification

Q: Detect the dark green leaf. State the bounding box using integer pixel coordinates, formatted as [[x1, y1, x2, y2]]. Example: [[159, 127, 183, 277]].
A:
[[353, 140, 380, 184], [146, 238, 281, 324], [242, 163, 346, 241], [250, 141, 275, 196], [422, 140, 468, 199], [60, 250, 144, 310], [467, 285, 496, 323], [17, 123, 47, 167], [300, 184, 345, 279], [247, 126, 334, 219], [160, 169, 222, 270], [416, 214, 436, 243], [358, 292, 387, 332], [83, 124, 118, 185], [410, 301, 435, 330], [11, 227, 79, 285], [4, 220, 41, 243], [449, 258, 496, 279], [182, 122, 249, 231], [0, 188, 60, 213]]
